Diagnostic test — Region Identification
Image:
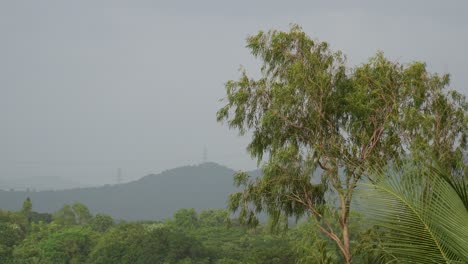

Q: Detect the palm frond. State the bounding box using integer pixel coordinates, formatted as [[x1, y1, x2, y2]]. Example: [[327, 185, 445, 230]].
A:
[[355, 166, 468, 263]]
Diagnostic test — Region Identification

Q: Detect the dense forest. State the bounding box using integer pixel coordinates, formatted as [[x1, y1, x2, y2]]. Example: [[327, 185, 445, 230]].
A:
[[3, 199, 288, 263], [0, 197, 408, 263]]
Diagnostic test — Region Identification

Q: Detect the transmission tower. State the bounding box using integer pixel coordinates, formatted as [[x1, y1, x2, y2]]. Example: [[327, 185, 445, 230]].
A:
[[117, 168, 122, 184], [203, 146, 208, 163]]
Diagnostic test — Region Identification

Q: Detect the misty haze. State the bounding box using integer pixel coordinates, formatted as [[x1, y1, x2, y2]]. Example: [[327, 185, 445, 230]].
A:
[[1, 1, 467, 263]]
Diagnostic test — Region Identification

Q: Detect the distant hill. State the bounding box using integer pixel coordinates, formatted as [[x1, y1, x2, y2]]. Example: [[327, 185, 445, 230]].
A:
[[0, 175, 88, 191], [0, 162, 252, 221]]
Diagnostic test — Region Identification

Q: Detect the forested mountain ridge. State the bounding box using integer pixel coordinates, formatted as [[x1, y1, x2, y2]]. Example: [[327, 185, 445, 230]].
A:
[[0, 162, 250, 220]]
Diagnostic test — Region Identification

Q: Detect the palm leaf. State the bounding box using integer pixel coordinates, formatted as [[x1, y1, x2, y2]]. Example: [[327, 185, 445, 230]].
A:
[[355, 166, 468, 263], [433, 167, 468, 211]]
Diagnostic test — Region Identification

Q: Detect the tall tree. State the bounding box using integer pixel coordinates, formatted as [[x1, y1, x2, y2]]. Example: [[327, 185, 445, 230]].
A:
[[21, 197, 32, 223], [72, 203, 92, 225], [53, 204, 76, 226], [53, 203, 92, 226], [217, 25, 467, 263]]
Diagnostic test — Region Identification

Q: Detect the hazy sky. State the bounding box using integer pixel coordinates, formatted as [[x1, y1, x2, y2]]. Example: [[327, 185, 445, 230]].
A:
[[1, 0, 467, 186]]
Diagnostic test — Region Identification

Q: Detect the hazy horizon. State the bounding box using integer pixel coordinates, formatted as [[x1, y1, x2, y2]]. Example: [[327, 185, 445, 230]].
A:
[[2, 0, 467, 187]]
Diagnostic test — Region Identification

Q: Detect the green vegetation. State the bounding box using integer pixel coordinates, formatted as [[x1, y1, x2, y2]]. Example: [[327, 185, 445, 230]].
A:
[[0, 25, 466, 263], [0, 200, 345, 263], [217, 25, 467, 263], [1, 167, 465, 263], [356, 165, 468, 263]]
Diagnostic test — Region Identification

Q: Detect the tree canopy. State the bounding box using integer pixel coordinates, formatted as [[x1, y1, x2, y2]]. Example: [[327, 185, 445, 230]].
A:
[[217, 24, 467, 263]]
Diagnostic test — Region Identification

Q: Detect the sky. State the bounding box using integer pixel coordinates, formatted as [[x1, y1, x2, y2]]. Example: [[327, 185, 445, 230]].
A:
[[1, 0, 467, 186]]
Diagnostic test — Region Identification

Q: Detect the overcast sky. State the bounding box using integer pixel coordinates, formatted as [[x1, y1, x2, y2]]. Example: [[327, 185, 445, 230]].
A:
[[1, 0, 467, 186]]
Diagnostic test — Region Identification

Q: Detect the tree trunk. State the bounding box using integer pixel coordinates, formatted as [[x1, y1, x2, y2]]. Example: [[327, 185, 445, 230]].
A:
[[342, 222, 352, 264], [339, 193, 352, 263]]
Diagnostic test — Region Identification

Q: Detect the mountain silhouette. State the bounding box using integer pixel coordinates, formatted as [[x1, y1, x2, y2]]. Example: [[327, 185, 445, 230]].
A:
[[0, 162, 253, 221]]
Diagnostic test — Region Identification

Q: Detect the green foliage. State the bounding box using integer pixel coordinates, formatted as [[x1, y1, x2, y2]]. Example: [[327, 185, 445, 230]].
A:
[[0, 203, 419, 264], [29, 211, 53, 224], [89, 223, 209, 264], [72, 203, 92, 225], [357, 165, 468, 263], [19, 198, 53, 228], [0, 210, 28, 262], [291, 220, 340, 264], [352, 226, 392, 264], [90, 214, 115, 233], [21, 197, 32, 221], [217, 24, 467, 262], [218, 23, 467, 224], [12, 222, 61, 262], [53, 203, 92, 226], [0, 222, 24, 248], [53, 204, 77, 226], [38, 227, 96, 263], [173, 208, 199, 229], [198, 209, 228, 227], [8, 205, 301, 263], [175, 218, 297, 263], [11, 222, 96, 264], [0, 222, 25, 262], [0, 24, 465, 262], [0, 210, 28, 232]]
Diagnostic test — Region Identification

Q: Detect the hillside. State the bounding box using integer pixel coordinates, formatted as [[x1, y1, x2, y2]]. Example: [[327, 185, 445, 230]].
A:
[[0, 175, 89, 191], [0, 162, 249, 220]]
